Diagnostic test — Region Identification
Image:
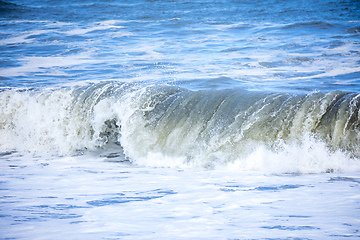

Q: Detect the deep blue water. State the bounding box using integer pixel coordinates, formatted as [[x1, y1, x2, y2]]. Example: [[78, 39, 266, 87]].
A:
[[1, 0, 360, 92]]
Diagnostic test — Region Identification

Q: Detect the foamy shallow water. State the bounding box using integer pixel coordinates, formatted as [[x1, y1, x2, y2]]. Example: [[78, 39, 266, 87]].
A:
[[1, 153, 359, 240]]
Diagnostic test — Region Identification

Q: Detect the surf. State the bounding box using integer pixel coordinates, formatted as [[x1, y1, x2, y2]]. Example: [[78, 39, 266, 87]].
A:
[[0, 81, 359, 173]]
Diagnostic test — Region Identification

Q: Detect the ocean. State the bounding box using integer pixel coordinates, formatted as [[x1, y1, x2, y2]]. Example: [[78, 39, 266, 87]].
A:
[[1, 0, 360, 239]]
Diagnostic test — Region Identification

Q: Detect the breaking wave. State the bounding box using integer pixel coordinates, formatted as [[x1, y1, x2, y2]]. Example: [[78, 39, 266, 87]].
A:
[[1, 82, 360, 173]]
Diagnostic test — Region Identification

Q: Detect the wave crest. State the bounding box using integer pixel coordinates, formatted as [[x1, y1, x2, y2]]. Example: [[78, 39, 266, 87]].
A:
[[1, 82, 359, 173]]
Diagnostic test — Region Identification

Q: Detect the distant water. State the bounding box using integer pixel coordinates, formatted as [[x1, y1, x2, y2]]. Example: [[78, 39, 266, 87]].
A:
[[1, 0, 360, 239]]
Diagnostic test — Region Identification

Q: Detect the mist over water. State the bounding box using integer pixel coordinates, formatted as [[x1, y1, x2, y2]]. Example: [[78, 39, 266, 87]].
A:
[[1, 0, 360, 239]]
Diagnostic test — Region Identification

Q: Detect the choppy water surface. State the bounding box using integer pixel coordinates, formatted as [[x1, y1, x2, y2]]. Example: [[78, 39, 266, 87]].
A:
[[1, 0, 360, 91], [1, 154, 360, 239], [1, 0, 360, 239]]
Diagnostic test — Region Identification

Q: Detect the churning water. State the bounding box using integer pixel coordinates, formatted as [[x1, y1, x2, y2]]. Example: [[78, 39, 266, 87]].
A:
[[1, 0, 360, 239]]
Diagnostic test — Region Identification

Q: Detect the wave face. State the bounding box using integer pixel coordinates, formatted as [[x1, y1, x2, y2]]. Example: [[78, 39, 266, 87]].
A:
[[1, 82, 359, 173]]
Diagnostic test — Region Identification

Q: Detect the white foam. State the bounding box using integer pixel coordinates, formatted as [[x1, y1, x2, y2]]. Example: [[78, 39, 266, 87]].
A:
[[241, 137, 358, 173], [121, 137, 360, 174], [0, 88, 101, 154], [1, 152, 359, 239], [0, 30, 49, 45], [0, 53, 104, 77], [64, 24, 124, 36]]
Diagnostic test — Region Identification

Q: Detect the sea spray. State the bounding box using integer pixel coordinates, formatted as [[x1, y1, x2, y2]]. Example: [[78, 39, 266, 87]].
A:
[[1, 82, 359, 173]]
